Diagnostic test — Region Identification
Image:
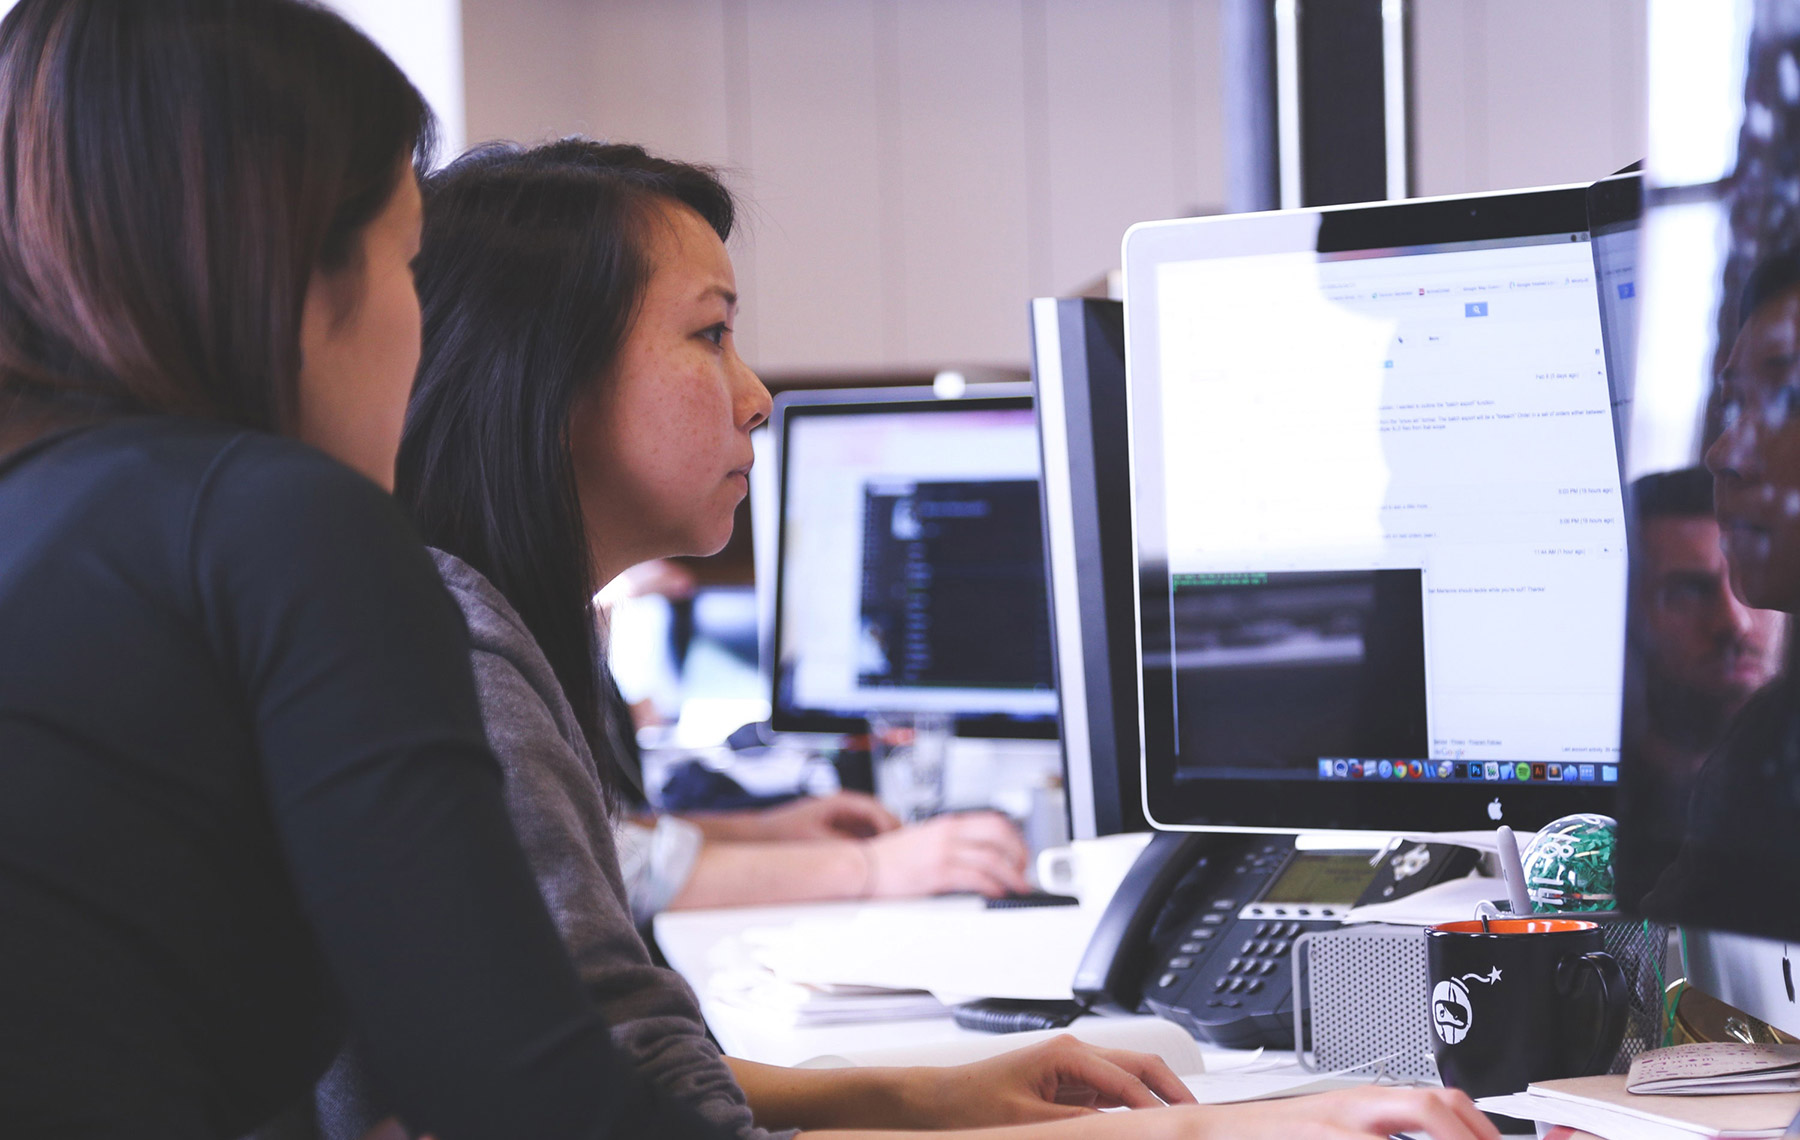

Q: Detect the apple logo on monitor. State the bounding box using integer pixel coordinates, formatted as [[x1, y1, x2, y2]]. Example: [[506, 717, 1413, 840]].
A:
[[1488, 799, 1503, 822]]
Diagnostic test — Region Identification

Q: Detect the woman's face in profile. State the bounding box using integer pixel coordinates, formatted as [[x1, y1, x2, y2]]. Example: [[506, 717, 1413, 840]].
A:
[[570, 201, 772, 586], [294, 165, 425, 489], [1708, 283, 1800, 613]]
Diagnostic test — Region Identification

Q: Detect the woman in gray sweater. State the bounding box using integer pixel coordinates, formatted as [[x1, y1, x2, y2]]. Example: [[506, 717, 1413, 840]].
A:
[[364, 138, 1500, 1140]]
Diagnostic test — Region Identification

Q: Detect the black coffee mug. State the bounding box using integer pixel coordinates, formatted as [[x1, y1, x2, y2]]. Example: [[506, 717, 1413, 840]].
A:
[[1426, 918, 1627, 1099]]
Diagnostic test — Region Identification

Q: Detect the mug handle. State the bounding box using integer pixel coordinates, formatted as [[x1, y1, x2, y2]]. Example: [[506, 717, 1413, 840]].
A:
[[1556, 950, 1628, 1077]]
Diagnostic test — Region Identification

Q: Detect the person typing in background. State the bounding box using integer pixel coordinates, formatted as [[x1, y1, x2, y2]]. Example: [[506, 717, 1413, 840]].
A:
[[594, 665, 1035, 922]]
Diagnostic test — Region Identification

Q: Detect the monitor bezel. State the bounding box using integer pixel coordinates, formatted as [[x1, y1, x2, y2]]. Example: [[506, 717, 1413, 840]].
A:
[[1123, 184, 1624, 833], [767, 383, 1058, 739], [1030, 297, 1151, 837]]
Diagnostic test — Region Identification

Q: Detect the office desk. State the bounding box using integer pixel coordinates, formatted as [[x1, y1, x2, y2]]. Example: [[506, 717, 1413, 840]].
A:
[[656, 896, 1018, 1066], [653, 896, 1299, 1078]]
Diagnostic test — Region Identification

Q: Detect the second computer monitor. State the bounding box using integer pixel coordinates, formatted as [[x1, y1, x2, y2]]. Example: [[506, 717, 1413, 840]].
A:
[[1124, 185, 1627, 832], [769, 385, 1057, 738]]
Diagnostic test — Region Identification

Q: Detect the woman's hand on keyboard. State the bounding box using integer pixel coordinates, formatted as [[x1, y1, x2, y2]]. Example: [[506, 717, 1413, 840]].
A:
[[900, 1033, 1197, 1127]]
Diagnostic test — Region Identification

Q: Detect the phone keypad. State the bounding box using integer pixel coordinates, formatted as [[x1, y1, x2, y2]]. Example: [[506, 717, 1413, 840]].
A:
[[1143, 838, 1409, 1050]]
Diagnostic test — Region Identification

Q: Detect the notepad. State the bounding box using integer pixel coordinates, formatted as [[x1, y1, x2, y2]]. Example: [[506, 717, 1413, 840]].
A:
[[1478, 1074, 1800, 1140], [1628, 1043, 1800, 1096]]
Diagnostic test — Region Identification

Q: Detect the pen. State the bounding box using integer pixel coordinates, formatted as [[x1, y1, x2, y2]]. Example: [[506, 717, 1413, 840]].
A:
[[1495, 825, 1533, 916]]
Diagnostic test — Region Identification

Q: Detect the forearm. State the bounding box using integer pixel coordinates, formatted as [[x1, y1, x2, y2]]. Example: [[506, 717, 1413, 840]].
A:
[[677, 809, 784, 842], [667, 839, 869, 909], [727, 1061, 1185, 1138], [796, 1113, 1188, 1140], [726, 1059, 923, 1132]]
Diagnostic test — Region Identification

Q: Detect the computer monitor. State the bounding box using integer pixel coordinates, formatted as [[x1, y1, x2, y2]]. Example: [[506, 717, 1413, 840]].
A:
[[750, 422, 778, 694], [768, 385, 1058, 738], [1030, 297, 1149, 838], [1587, 172, 1641, 427], [1609, 0, 1800, 1041], [1122, 185, 1626, 833]]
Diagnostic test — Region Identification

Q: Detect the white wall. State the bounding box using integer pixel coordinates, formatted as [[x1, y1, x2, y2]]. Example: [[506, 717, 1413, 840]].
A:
[[463, 0, 1649, 375], [324, 0, 468, 157], [1411, 0, 1648, 197], [463, 0, 1228, 374]]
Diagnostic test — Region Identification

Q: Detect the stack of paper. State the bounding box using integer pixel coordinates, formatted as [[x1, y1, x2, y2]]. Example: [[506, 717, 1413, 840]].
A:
[[737, 904, 1098, 1002], [1628, 1044, 1800, 1096], [1477, 1074, 1800, 1140], [706, 965, 946, 1027], [699, 898, 1101, 1026]]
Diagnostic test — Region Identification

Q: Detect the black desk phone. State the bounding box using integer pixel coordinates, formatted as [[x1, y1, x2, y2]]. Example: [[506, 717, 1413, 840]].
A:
[[1072, 832, 1478, 1049]]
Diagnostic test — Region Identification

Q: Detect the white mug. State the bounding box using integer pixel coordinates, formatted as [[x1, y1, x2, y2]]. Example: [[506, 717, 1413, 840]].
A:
[[1035, 832, 1154, 907]]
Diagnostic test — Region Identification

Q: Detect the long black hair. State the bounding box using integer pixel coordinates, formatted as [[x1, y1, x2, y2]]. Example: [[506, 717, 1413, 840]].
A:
[[396, 140, 735, 758]]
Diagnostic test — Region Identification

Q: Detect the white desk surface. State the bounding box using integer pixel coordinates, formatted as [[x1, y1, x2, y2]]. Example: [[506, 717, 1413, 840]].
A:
[[653, 895, 1273, 1072]]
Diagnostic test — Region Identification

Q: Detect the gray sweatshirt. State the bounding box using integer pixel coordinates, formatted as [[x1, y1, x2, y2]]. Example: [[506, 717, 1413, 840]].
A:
[[311, 550, 787, 1140]]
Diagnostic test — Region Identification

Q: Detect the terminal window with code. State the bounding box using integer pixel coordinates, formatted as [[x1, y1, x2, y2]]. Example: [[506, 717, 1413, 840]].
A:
[[856, 479, 1051, 692], [776, 405, 1058, 724]]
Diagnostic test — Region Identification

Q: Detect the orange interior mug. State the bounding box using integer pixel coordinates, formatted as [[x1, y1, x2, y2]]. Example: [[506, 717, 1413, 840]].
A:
[[1426, 917, 1627, 1103]]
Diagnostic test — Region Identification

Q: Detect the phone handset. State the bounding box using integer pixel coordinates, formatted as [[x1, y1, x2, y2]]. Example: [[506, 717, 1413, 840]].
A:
[[1070, 831, 1231, 1015]]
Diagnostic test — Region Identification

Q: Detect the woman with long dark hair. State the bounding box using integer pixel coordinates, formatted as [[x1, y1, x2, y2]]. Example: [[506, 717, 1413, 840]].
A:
[[0, 3, 732, 1137], [388, 138, 1500, 1140], [401, 136, 1032, 920]]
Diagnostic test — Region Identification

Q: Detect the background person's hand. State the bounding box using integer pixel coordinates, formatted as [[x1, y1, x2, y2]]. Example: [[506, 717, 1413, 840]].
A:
[[755, 791, 902, 841], [1150, 1085, 1503, 1140], [865, 811, 1031, 897], [902, 1034, 1197, 1128]]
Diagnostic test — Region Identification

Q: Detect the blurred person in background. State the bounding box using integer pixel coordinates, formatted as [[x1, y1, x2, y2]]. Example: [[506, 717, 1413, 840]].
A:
[[1624, 466, 1786, 837]]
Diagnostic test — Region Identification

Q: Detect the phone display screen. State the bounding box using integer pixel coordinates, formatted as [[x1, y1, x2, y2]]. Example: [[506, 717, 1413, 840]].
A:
[[1257, 852, 1380, 906]]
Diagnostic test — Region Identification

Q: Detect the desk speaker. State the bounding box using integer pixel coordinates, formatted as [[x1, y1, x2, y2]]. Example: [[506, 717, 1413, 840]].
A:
[[1293, 918, 1669, 1081]]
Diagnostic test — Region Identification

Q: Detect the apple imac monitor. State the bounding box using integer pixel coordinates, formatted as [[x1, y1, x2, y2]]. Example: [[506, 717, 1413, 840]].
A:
[[1030, 297, 1150, 838], [768, 385, 1057, 739], [1123, 185, 1627, 834], [1609, 0, 1800, 1042]]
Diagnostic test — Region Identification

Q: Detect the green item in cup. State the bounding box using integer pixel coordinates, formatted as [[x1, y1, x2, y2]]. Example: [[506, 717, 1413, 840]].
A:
[[1522, 813, 1617, 913]]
